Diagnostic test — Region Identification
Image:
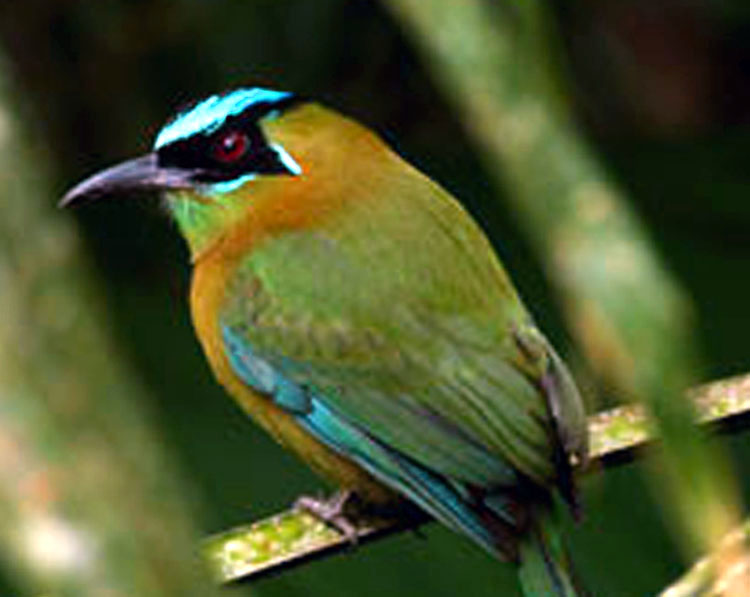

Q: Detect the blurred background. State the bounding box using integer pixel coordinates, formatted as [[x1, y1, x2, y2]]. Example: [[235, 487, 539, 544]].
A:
[[1, 1, 750, 595]]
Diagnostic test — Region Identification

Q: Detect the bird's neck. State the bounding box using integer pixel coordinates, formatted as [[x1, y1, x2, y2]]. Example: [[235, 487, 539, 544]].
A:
[[165, 189, 251, 260]]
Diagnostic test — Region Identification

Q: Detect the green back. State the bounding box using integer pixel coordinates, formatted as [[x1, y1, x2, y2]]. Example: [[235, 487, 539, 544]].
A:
[[219, 161, 586, 488]]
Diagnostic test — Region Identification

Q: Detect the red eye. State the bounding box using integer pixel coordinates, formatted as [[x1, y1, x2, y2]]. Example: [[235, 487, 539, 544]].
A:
[[213, 131, 249, 163]]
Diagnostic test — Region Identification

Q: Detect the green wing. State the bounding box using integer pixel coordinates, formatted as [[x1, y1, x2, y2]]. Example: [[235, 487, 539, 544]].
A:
[[220, 177, 586, 493]]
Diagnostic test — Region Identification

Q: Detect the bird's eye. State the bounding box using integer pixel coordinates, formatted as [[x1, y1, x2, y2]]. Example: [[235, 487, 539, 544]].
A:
[[213, 131, 250, 163]]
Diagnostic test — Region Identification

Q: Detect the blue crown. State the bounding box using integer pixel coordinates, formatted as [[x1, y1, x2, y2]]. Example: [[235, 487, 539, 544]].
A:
[[154, 88, 293, 150]]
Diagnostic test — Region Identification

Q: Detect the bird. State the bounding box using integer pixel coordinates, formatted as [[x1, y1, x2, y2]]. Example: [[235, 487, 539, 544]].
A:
[[62, 87, 588, 596]]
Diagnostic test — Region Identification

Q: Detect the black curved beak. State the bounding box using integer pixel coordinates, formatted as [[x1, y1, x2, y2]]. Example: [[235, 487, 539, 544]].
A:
[[60, 153, 195, 207]]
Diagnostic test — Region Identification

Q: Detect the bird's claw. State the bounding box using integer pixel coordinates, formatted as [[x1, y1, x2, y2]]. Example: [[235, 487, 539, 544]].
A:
[[294, 490, 360, 545]]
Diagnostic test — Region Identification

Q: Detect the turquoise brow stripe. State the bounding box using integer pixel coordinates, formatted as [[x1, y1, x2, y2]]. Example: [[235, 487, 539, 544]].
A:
[[154, 88, 293, 149]]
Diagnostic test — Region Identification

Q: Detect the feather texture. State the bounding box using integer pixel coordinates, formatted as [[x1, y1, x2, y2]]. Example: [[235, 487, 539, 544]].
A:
[[172, 96, 587, 590], [62, 89, 589, 594]]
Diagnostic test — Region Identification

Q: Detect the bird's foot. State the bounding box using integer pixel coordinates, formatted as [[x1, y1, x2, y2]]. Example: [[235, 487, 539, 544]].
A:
[[294, 490, 360, 544]]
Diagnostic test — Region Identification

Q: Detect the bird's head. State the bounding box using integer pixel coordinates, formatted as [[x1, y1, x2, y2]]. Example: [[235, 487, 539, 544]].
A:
[[63, 87, 383, 259]]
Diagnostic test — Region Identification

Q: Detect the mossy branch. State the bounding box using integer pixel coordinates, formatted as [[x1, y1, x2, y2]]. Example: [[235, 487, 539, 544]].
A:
[[202, 372, 750, 585]]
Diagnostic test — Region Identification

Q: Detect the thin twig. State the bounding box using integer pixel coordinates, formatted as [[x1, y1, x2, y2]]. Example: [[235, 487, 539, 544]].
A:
[[201, 372, 750, 585]]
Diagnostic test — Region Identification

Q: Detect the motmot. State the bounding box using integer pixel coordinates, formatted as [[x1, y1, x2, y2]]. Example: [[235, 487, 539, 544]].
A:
[[63, 88, 588, 596]]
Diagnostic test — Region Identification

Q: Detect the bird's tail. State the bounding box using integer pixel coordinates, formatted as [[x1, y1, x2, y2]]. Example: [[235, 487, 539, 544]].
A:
[[517, 513, 583, 597]]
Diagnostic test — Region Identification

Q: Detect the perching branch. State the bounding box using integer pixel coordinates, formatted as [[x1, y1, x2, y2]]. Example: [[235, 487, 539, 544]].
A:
[[202, 372, 750, 585]]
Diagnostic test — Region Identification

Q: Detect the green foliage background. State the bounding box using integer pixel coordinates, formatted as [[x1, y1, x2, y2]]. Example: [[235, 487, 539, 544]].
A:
[[2, 1, 750, 594]]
